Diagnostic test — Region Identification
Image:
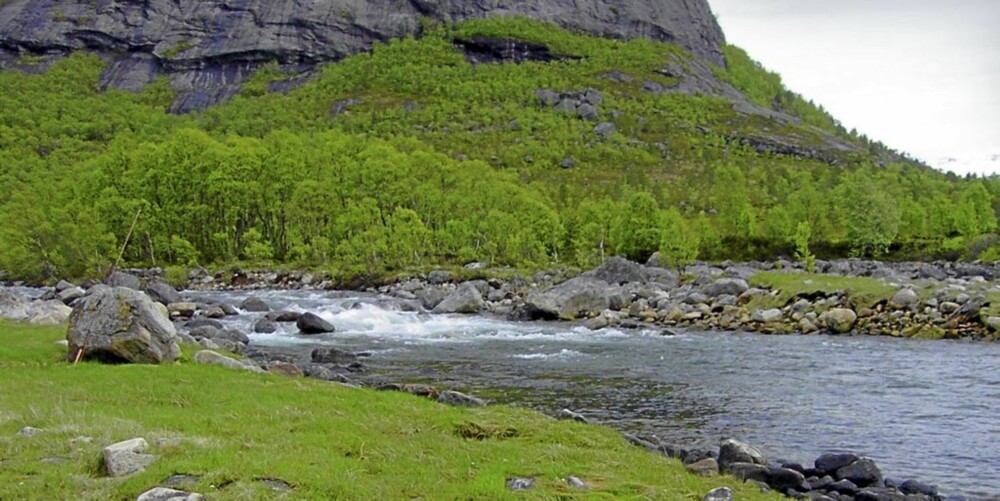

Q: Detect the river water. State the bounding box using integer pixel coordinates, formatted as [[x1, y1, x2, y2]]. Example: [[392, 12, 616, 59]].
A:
[[187, 289, 1000, 498]]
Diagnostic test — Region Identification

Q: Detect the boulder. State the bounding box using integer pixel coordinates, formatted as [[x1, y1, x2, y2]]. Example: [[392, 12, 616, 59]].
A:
[[28, 301, 73, 325], [296, 312, 335, 334], [253, 318, 278, 334], [717, 438, 766, 473], [889, 288, 919, 309], [0, 289, 30, 320], [835, 458, 882, 487], [686, 458, 719, 476], [193, 350, 264, 373], [437, 390, 486, 407], [58, 286, 87, 305], [815, 453, 859, 475], [105, 271, 142, 290], [751, 308, 783, 323], [765, 466, 806, 491], [432, 283, 486, 314], [705, 278, 750, 298], [590, 256, 645, 285], [103, 438, 156, 477], [525, 276, 626, 320], [136, 488, 205, 501], [311, 347, 357, 365], [819, 308, 857, 333], [727, 462, 768, 482], [66, 287, 180, 364], [240, 296, 271, 312], [899, 479, 938, 496], [267, 310, 302, 322], [417, 288, 448, 310], [145, 280, 183, 306], [167, 302, 197, 318]]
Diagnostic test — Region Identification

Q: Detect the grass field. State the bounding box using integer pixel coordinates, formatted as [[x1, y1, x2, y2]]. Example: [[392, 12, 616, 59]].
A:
[[0, 321, 779, 500]]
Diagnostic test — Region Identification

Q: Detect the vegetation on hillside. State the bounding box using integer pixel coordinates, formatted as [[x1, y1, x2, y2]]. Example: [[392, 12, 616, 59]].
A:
[[0, 322, 782, 499], [1, 18, 999, 282]]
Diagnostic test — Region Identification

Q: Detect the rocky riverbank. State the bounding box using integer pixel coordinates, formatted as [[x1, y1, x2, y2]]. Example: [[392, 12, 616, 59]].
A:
[[170, 257, 1000, 341]]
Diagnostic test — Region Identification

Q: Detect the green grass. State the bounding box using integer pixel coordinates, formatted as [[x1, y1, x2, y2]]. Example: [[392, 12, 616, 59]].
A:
[[749, 271, 899, 310], [0, 322, 780, 500]]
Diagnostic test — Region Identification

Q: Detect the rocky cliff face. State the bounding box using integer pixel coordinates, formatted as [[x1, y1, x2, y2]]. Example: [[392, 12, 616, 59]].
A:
[[0, 0, 726, 112]]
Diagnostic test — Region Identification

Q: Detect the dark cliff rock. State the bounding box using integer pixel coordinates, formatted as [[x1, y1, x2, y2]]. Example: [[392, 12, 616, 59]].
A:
[[0, 0, 726, 112]]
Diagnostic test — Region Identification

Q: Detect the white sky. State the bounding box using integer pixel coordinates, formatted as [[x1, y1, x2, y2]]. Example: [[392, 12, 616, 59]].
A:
[[708, 0, 1000, 175]]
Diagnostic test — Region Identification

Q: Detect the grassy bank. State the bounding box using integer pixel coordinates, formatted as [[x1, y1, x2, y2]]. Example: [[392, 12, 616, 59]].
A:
[[0, 322, 779, 500]]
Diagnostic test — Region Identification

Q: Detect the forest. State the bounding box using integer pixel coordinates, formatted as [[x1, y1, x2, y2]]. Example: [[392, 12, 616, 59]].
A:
[[1, 18, 998, 283]]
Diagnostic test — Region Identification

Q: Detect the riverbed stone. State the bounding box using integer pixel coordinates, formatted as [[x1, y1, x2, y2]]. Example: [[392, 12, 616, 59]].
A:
[[899, 479, 937, 496], [752, 308, 783, 323], [835, 458, 882, 487], [727, 462, 768, 482], [106, 271, 142, 290], [296, 312, 335, 334], [240, 296, 271, 312], [432, 282, 486, 314], [525, 276, 626, 320], [705, 278, 750, 298], [58, 286, 86, 305], [819, 308, 857, 333], [253, 318, 278, 334], [686, 458, 719, 476], [438, 390, 486, 407], [815, 453, 859, 475], [765, 466, 806, 491], [718, 439, 767, 473], [168, 302, 197, 318], [890, 288, 920, 309], [103, 438, 156, 477], [136, 488, 205, 501], [311, 347, 357, 364], [145, 280, 183, 306]]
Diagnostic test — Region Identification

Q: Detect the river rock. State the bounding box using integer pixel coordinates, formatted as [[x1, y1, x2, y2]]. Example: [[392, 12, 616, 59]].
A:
[[590, 256, 645, 285], [835, 458, 882, 487], [819, 308, 857, 333], [718, 438, 766, 473], [752, 308, 783, 323], [705, 278, 750, 297], [297, 312, 335, 334], [240, 296, 271, 312], [0, 289, 29, 320], [765, 466, 806, 491], [28, 301, 73, 325], [67, 287, 180, 364], [815, 453, 859, 475], [58, 286, 86, 305], [253, 318, 278, 334], [432, 282, 486, 314], [686, 458, 718, 476], [145, 280, 183, 306], [727, 462, 768, 482], [168, 302, 197, 318], [103, 438, 156, 477], [106, 271, 142, 291], [193, 350, 264, 373], [899, 479, 937, 496], [703, 487, 733, 501], [268, 310, 302, 322], [311, 347, 357, 364], [890, 288, 919, 309], [525, 276, 627, 320], [437, 390, 486, 407], [136, 487, 205, 501], [827, 478, 859, 495]]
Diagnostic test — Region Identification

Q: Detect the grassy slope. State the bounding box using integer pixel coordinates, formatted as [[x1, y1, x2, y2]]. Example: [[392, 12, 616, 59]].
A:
[[749, 271, 898, 310], [0, 322, 780, 500]]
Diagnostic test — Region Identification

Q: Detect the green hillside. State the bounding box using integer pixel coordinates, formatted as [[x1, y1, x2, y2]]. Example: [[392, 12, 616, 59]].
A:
[[1, 19, 997, 282]]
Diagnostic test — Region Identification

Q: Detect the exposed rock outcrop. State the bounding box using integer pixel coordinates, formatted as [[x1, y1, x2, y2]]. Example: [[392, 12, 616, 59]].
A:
[[0, 0, 726, 111]]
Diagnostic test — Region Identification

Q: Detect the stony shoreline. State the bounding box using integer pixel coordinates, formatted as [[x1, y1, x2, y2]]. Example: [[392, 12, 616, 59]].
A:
[[178, 257, 1000, 342]]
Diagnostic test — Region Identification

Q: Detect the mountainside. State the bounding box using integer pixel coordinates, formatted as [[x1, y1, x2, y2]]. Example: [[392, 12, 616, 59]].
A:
[[0, 0, 725, 112], [1, 5, 999, 283]]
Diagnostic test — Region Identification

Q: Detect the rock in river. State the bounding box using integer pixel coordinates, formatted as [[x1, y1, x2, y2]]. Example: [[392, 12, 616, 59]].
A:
[[296, 312, 335, 334]]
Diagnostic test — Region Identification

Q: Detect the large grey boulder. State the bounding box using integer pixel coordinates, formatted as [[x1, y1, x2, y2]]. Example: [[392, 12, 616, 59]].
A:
[[25, 300, 73, 325], [704, 278, 750, 298], [0, 289, 29, 320], [525, 276, 627, 320], [66, 287, 180, 364], [105, 271, 142, 290], [0, 0, 725, 112], [819, 308, 858, 334], [296, 312, 335, 334], [432, 282, 486, 314], [103, 438, 156, 477]]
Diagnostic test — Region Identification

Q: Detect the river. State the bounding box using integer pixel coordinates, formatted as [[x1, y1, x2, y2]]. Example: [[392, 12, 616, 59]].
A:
[[188, 289, 1000, 498]]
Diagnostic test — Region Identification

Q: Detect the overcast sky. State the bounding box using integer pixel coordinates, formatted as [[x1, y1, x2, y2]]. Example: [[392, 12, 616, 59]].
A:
[[708, 0, 1000, 175]]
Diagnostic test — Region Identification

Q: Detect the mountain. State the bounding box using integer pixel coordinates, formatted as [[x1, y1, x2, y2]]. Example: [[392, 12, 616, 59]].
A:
[[0, 0, 725, 112], [0, 1, 998, 282]]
